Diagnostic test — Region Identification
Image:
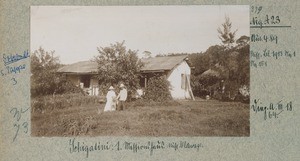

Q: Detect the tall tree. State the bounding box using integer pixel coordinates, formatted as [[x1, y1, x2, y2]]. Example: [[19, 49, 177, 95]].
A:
[[95, 41, 144, 95], [217, 16, 237, 48], [31, 47, 61, 96]]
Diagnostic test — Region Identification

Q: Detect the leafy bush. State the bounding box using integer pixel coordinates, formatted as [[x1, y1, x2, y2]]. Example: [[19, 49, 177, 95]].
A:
[[54, 78, 84, 95], [144, 75, 172, 102]]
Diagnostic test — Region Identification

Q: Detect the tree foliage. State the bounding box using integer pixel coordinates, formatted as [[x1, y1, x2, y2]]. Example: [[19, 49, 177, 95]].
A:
[[31, 47, 82, 97], [188, 52, 209, 76], [95, 41, 144, 95], [31, 47, 60, 97], [217, 16, 237, 47], [236, 35, 250, 46], [144, 75, 172, 102], [189, 35, 249, 100]]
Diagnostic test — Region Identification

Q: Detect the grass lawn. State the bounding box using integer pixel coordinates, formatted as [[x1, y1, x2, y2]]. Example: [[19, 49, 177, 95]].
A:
[[31, 98, 249, 137]]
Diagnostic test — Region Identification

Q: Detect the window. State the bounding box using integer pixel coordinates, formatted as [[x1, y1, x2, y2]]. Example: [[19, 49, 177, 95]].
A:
[[140, 76, 147, 88], [181, 74, 186, 89]]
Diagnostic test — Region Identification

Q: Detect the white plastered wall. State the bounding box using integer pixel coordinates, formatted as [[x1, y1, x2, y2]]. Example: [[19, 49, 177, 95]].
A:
[[167, 61, 191, 99]]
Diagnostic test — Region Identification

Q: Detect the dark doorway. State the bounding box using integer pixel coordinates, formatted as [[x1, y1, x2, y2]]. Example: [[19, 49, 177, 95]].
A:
[[80, 75, 91, 88]]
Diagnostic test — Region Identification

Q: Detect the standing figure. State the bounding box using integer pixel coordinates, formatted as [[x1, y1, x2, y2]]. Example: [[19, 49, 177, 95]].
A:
[[117, 84, 127, 111], [104, 86, 116, 112]]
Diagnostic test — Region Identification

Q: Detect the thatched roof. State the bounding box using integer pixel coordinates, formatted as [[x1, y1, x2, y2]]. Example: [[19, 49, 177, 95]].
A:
[[57, 61, 98, 74], [141, 55, 189, 73]]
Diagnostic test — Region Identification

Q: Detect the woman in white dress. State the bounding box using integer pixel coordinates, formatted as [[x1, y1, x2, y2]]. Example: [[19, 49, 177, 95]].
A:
[[103, 86, 117, 112]]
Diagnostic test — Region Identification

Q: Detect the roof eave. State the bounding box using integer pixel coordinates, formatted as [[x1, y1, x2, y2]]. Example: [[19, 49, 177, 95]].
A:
[[140, 69, 169, 73], [57, 72, 98, 75]]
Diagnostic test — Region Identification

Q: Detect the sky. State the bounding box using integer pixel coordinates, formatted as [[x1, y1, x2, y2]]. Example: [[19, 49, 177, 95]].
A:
[[31, 6, 249, 64]]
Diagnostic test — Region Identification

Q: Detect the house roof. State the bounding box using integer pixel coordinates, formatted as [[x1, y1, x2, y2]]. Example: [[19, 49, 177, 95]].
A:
[[57, 55, 190, 74], [57, 61, 98, 74], [140, 55, 189, 73]]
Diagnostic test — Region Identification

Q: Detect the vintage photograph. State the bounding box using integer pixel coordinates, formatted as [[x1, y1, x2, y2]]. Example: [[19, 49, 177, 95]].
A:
[[30, 6, 250, 137]]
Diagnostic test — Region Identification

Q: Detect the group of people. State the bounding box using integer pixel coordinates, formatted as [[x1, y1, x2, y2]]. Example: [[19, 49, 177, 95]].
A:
[[103, 83, 127, 112]]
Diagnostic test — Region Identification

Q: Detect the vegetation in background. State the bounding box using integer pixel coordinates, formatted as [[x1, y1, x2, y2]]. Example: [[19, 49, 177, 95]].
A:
[[153, 17, 249, 103], [31, 47, 82, 97], [159, 41, 249, 102], [187, 16, 250, 102], [31, 47, 59, 97]]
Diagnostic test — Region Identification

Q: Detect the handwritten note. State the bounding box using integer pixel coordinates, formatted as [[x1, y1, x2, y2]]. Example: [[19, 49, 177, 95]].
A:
[[251, 99, 293, 120], [250, 6, 296, 68], [10, 107, 29, 142], [69, 138, 204, 158], [0, 50, 30, 142], [2, 50, 30, 66], [249, 5, 296, 123], [0, 50, 29, 85]]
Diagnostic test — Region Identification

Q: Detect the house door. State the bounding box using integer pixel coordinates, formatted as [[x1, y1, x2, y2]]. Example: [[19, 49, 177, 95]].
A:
[[80, 75, 91, 88]]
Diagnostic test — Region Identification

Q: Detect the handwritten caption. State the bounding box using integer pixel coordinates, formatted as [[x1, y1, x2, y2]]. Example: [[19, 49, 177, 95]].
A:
[[69, 138, 204, 158], [1, 50, 29, 85], [250, 6, 283, 28], [251, 99, 293, 120], [250, 6, 296, 68], [250, 14, 281, 28], [10, 107, 29, 142], [250, 49, 296, 68]]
